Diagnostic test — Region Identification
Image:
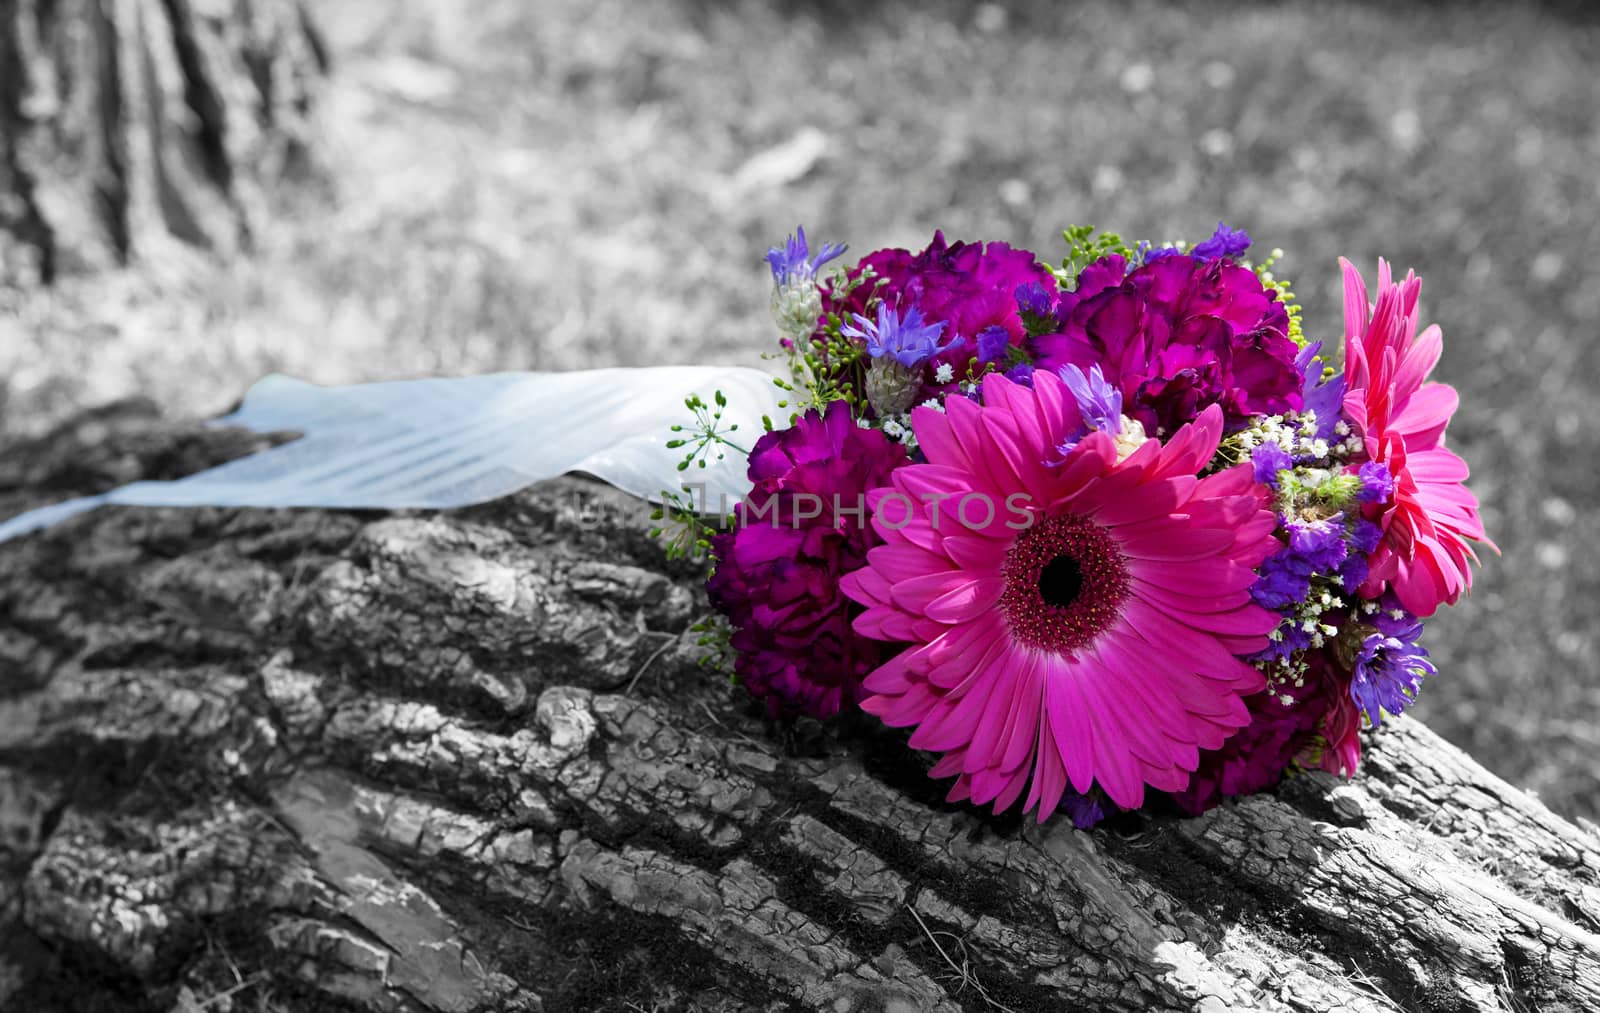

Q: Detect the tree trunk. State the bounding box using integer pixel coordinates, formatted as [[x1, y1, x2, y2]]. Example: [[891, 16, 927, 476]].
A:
[[1, 402, 1598, 1013], [0, 0, 326, 285]]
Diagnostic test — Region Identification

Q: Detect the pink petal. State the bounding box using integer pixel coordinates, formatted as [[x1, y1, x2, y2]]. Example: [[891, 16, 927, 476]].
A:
[[853, 605, 919, 643], [1340, 257, 1372, 381], [989, 767, 1030, 813], [1391, 382, 1458, 449], [940, 533, 1008, 573], [1391, 323, 1443, 401], [891, 571, 977, 614], [998, 651, 1045, 774], [961, 655, 1023, 773], [910, 405, 970, 471], [924, 576, 1005, 624], [1073, 651, 1176, 771], [1117, 524, 1237, 561], [865, 543, 953, 583], [1083, 689, 1146, 810], [1043, 658, 1096, 794], [1028, 718, 1069, 822], [839, 568, 890, 608]]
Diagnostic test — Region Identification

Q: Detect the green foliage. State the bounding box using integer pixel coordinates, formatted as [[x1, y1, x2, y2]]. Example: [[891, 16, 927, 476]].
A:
[[1253, 248, 1309, 349], [666, 391, 748, 472], [647, 485, 724, 562], [769, 267, 877, 417], [651, 391, 748, 561], [689, 613, 735, 674], [1055, 225, 1136, 289]]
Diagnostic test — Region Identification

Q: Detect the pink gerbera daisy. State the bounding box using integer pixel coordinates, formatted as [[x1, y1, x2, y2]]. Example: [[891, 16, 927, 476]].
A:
[[1340, 259, 1495, 617], [839, 372, 1281, 816]]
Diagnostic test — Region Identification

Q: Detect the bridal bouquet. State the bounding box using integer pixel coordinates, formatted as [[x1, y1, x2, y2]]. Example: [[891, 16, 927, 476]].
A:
[[0, 212, 1491, 829], [691, 224, 1492, 826]]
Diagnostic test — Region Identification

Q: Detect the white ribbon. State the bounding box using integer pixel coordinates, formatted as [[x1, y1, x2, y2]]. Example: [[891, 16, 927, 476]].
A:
[[0, 366, 788, 544]]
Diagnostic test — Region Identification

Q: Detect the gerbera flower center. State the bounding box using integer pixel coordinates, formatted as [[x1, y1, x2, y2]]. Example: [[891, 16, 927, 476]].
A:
[[1038, 555, 1085, 608], [1001, 513, 1129, 655]]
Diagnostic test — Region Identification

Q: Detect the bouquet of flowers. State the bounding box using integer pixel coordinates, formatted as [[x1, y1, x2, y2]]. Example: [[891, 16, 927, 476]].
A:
[[688, 223, 1493, 826]]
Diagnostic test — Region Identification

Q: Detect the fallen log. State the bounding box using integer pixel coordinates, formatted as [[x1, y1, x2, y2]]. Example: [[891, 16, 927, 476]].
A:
[[1, 400, 1597, 1012]]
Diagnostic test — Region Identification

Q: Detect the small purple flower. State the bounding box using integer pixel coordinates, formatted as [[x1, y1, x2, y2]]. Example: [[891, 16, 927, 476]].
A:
[[1003, 363, 1036, 387], [1348, 518, 1382, 554], [1349, 597, 1436, 727], [1061, 792, 1107, 829], [1296, 341, 1347, 442], [1251, 551, 1315, 610], [1337, 517, 1382, 590], [766, 226, 846, 286], [1356, 461, 1395, 504], [1250, 516, 1348, 611], [1252, 443, 1294, 489], [976, 325, 1011, 364], [1250, 619, 1313, 664], [1014, 282, 1057, 316], [1191, 221, 1252, 260], [1142, 245, 1185, 263], [1286, 517, 1349, 572], [843, 303, 953, 369], [1014, 282, 1063, 335], [1338, 551, 1370, 593]]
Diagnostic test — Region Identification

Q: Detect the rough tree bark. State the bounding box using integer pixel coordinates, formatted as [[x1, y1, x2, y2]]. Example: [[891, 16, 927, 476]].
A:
[[1, 402, 1598, 1013], [0, 0, 326, 284]]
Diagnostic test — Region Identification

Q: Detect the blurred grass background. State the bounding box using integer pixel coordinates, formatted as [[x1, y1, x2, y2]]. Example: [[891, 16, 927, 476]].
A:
[[2, 0, 1596, 817]]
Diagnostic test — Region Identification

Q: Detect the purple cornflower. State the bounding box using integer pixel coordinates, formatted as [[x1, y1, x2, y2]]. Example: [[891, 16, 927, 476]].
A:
[[1357, 461, 1395, 504], [843, 303, 952, 368], [1349, 597, 1436, 726], [1059, 363, 1123, 434], [1047, 363, 1125, 463], [1252, 443, 1294, 489], [766, 226, 846, 286], [1297, 341, 1347, 442], [1191, 221, 1252, 260]]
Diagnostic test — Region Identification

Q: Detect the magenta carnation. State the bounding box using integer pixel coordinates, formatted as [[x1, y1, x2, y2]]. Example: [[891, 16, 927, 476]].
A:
[[840, 372, 1281, 816], [827, 232, 1057, 386], [1031, 254, 1302, 437], [707, 402, 908, 719]]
